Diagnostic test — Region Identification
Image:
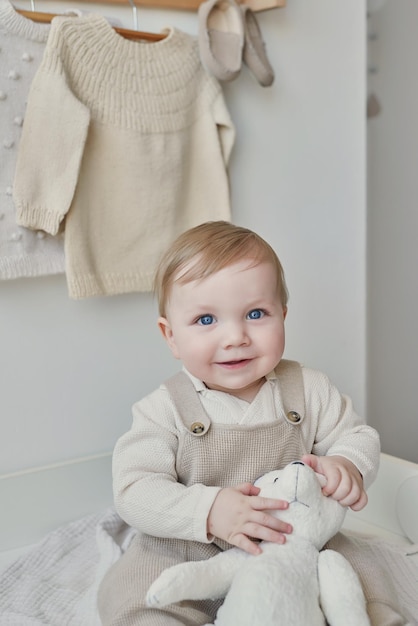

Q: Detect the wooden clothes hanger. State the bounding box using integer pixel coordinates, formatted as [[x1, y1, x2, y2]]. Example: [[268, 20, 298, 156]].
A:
[[16, 0, 166, 42]]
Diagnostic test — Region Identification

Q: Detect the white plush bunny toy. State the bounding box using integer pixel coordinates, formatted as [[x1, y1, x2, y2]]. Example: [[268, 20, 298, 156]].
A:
[[147, 461, 370, 626]]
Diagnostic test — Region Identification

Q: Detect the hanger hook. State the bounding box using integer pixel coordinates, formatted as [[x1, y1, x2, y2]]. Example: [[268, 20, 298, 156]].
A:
[[30, 0, 36, 11], [127, 0, 138, 31]]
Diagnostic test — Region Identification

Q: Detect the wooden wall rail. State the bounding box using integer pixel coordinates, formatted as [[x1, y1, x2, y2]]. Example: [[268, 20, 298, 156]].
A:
[[101, 0, 286, 11], [26, 0, 285, 13]]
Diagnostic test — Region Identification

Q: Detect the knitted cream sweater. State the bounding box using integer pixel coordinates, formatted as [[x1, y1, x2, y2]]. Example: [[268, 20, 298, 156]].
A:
[[13, 14, 235, 298], [0, 0, 65, 279]]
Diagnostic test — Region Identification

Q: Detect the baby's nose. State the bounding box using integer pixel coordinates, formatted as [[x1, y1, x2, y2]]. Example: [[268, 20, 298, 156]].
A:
[[223, 324, 249, 347]]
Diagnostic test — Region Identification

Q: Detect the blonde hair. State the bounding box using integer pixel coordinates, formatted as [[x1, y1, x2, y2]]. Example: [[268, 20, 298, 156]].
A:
[[154, 221, 289, 317]]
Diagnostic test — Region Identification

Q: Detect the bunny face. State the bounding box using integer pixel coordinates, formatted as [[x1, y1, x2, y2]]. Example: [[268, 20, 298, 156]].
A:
[[254, 461, 347, 549]]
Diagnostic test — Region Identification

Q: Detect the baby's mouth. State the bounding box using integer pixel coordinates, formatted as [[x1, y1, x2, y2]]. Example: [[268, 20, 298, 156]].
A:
[[217, 359, 251, 367]]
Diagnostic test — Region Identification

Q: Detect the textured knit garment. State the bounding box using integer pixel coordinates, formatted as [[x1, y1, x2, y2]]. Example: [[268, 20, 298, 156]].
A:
[[99, 360, 311, 625], [325, 533, 418, 626], [98, 362, 380, 625], [0, 0, 65, 279], [112, 365, 380, 540], [13, 14, 235, 299]]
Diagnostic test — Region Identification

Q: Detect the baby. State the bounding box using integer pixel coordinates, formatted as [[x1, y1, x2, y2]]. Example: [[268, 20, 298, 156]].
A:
[[98, 220, 380, 625]]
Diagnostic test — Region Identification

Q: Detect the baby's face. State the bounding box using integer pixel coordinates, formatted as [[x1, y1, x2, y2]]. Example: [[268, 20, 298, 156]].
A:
[[158, 259, 286, 402]]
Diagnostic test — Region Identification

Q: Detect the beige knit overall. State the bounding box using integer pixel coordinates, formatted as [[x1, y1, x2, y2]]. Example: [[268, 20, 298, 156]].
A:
[[98, 359, 308, 626]]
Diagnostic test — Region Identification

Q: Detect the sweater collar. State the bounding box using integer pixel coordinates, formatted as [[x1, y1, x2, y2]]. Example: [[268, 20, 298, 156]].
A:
[[0, 0, 50, 42]]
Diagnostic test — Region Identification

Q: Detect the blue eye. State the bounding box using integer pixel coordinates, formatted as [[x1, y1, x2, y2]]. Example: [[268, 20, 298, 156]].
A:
[[197, 314, 214, 326], [247, 309, 264, 320]]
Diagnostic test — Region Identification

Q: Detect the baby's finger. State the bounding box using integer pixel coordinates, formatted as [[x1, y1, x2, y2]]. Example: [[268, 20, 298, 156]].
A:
[[244, 519, 290, 544], [321, 467, 342, 496], [233, 533, 263, 556], [250, 496, 289, 511], [348, 490, 368, 512], [326, 471, 353, 500], [301, 453, 320, 471], [330, 475, 365, 508], [250, 510, 292, 536], [235, 482, 261, 497]]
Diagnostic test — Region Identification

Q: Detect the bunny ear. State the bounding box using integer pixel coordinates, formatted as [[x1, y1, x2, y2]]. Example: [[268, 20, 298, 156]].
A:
[[315, 472, 328, 488]]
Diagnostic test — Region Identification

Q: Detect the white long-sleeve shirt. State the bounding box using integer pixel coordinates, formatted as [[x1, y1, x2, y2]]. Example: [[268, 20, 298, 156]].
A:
[[113, 366, 380, 542]]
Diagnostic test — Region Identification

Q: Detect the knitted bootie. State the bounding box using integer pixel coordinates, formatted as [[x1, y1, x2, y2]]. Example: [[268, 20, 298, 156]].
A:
[[241, 4, 274, 87], [198, 0, 245, 82]]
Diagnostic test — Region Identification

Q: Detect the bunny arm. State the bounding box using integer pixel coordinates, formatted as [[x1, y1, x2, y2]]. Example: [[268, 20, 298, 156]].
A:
[[318, 549, 370, 626], [146, 547, 249, 608]]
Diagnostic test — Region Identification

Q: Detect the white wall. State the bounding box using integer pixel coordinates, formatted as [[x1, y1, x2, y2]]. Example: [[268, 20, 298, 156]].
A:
[[367, 0, 418, 463], [0, 1, 367, 474]]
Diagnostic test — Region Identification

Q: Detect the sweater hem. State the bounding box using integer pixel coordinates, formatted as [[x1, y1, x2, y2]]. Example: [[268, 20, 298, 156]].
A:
[[67, 272, 156, 299], [0, 253, 65, 280]]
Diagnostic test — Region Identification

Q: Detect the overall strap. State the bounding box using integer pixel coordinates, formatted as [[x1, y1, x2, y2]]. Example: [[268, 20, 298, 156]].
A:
[[274, 359, 305, 424], [164, 372, 211, 436], [165, 360, 305, 432]]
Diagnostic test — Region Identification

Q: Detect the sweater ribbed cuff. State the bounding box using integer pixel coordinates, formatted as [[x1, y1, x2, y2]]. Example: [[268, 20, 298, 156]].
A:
[[15, 203, 64, 236]]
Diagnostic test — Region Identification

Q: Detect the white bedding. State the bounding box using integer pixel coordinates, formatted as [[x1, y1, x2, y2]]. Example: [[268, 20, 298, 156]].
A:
[[1, 508, 417, 626], [0, 452, 417, 625], [0, 508, 136, 625]]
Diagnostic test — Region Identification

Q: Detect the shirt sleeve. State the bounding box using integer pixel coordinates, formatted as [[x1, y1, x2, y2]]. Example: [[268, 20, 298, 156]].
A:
[[112, 388, 221, 542], [301, 367, 381, 489], [13, 43, 90, 235]]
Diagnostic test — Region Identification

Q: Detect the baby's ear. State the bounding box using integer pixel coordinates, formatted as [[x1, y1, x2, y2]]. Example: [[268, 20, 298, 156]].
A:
[[158, 317, 180, 359]]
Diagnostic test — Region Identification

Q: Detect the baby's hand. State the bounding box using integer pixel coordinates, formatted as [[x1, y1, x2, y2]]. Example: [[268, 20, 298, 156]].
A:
[[207, 482, 292, 556], [301, 454, 368, 511]]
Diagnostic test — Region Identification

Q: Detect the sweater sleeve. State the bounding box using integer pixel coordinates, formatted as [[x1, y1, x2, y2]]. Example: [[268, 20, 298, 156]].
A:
[[13, 45, 90, 235], [302, 368, 381, 490], [112, 390, 221, 542]]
